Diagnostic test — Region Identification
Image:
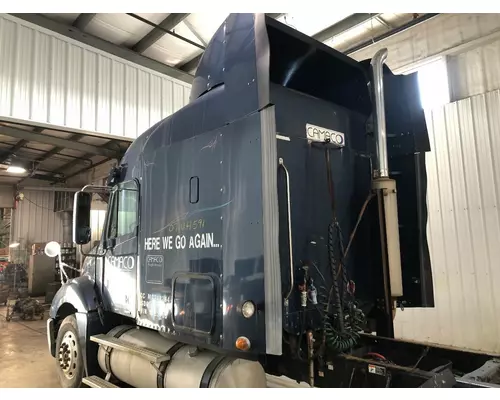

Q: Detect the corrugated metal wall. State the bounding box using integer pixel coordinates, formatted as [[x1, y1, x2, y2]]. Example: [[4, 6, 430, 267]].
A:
[[0, 14, 191, 140], [350, 14, 500, 73], [351, 16, 500, 355], [12, 190, 63, 245], [394, 89, 500, 355], [447, 38, 500, 102], [11, 193, 108, 256]]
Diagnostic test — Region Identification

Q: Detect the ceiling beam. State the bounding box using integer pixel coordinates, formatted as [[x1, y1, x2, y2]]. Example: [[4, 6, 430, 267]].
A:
[[10, 13, 194, 84], [375, 15, 393, 30], [131, 13, 190, 54], [52, 141, 121, 175], [14, 133, 85, 187], [0, 125, 119, 158], [344, 13, 439, 55], [1, 145, 87, 162], [52, 152, 96, 174], [178, 53, 203, 73], [183, 19, 207, 47], [0, 140, 27, 164], [0, 168, 64, 183], [127, 14, 204, 51], [62, 157, 113, 181], [0, 127, 44, 165], [0, 172, 60, 183], [312, 13, 378, 43], [23, 173, 64, 183], [31, 133, 82, 165], [73, 13, 96, 31]]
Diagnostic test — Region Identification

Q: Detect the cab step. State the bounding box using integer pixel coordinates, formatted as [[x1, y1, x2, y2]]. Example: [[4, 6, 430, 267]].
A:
[[90, 334, 170, 363], [82, 376, 119, 388]]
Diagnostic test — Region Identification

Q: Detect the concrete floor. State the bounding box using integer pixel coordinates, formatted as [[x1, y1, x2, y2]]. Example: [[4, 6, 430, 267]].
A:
[[0, 301, 307, 389], [0, 302, 60, 388]]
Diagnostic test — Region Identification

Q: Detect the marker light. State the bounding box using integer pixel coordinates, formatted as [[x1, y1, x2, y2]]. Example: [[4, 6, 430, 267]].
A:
[[235, 336, 251, 351], [241, 301, 255, 318]]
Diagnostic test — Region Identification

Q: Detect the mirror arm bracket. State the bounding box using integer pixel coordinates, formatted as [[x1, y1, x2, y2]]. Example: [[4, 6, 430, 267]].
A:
[[78, 244, 107, 258], [81, 184, 110, 193]]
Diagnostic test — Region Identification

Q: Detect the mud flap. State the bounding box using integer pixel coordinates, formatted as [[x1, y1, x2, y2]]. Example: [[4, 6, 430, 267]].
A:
[[76, 311, 104, 378]]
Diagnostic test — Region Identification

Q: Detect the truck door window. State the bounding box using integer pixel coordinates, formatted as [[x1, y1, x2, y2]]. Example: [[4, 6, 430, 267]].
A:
[[117, 189, 138, 237], [106, 183, 138, 241], [107, 192, 118, 239]]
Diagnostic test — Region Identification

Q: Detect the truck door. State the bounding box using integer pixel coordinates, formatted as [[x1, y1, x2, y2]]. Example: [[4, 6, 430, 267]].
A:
[[101, 180, 140, 318]]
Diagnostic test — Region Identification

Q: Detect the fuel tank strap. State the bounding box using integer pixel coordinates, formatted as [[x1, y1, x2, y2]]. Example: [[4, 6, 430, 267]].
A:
[[104, 326, 136, 380], [199, 355, 227, 388], [156, 342, 185, 388]]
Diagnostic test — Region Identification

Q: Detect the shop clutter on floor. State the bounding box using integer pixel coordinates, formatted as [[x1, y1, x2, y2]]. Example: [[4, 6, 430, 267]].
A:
[[0, 300, 60, 388]]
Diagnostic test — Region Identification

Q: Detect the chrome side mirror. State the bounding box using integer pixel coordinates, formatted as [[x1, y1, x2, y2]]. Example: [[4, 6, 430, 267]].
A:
[[44, 241, 61, 258]]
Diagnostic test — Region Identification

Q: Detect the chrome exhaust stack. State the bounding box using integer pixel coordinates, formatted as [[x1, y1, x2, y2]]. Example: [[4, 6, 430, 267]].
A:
[[371, 48, 389, 179], [370, 49, 403, 299]]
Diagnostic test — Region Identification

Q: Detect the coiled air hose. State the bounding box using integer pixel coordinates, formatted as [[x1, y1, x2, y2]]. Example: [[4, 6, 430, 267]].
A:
[[322, 147, 368, 353]]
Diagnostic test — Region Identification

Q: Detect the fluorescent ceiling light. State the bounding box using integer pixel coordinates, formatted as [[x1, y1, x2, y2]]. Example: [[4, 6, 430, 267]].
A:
[[9, 242, 20, 248], [6, 166, 26, 174]]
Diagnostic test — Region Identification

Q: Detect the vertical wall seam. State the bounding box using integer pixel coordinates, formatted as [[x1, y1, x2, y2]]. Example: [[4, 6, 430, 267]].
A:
[[455, 99, 482, 347], [444, 104, 467, 347], [478, 94, 500, 352]]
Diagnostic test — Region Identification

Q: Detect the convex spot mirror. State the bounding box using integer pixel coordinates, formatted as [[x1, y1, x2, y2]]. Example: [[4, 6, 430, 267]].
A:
[[74, 191, 92, 245], [45, 241, 61, 258]]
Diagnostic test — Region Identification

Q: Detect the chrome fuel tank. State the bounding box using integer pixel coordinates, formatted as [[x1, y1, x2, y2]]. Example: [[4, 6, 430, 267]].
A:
[[97, 325, 267, 388]]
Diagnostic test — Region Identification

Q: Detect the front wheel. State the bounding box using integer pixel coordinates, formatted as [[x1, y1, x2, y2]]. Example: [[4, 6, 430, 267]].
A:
[[55, 315, 84, 388]]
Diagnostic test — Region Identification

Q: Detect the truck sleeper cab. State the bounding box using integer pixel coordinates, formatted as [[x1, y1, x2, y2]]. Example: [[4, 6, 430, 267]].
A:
[[46, 13, 437, 388]]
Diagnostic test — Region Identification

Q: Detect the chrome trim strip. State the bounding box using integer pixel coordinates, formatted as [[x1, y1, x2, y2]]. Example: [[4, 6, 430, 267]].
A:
[[260, 106, 282, 355]]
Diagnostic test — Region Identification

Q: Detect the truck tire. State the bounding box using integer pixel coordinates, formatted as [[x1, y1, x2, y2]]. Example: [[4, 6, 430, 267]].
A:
[[55, 315, 84, 388]]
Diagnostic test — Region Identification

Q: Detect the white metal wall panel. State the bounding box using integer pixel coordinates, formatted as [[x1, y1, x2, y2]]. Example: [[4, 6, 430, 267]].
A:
[[32, 31, 51, 122], [96, 56, 111, 134], [349, 14, 500, 73], [12, 190, 63, 245], [448, 38, 500, 101], [394, 89, 500, 355], [0, 18, 15, 117], [13, 23, 32, 120], [162, 80, 174, 119], [82, 51, 98, 131], [0, 14, 191, 140]]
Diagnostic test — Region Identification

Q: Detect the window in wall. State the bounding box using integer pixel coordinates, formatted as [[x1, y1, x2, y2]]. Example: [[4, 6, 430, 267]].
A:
[[417, 57, 450, 110]]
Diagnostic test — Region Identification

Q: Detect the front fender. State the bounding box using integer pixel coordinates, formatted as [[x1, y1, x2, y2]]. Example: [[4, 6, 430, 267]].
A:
[[47, 276, 102, 365], [49, 275, 99, 319]]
